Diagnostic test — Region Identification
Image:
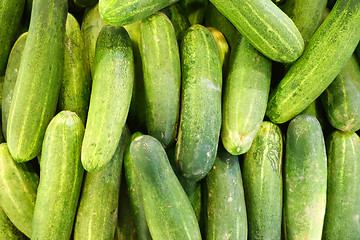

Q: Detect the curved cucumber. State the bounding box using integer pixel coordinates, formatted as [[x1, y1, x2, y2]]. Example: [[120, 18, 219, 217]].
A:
[[161, 3, 190, 40], [180, 0, 208, 25], [0, 207, 27, 240]]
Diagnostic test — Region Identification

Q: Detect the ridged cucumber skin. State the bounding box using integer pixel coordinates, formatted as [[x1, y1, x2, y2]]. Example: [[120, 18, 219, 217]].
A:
[[140, 12, 181, 148], [266, 0, 360, 124], [204, 146, 248, 240], [81, 25, 134, 172], [2, 32, 27, 140], [0, 0, 26, 75], [0, 143, 38, 238], [74, 127, 129, 240], [207, 27, 230, 72], [7, 0, 68, 162], [180, 0, 208, 25], [129, 135, 201, 240], [31, 111, 84, 240], [323, 131, 360, 239], [175, 24, 222, 181], [0, 207, 27, 240], [221, 37, 271, 155], [321, 54, 360, 132], [58, 13, 91, 124], [99, 0, 180, 27], [208, 0, 304, 63], [74, 0, 98, 8], [161, 4, 190, 40], [242, 121, 283, 240], [284, 114, 327, 240]]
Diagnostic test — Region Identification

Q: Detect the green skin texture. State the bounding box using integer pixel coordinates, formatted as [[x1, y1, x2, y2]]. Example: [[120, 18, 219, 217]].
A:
[[175, 24, 222, 181], [301, 99, 331, 135], [0, 0, 25, 75], [31, 111, 84, 240], [204, 146, 248, 240], [323, 131, 360, 239], [266, 0, 360, 124], [7, 0, 67, 162], [180, 0, 208, 25], [0, 77, 4, 143], [0, 207, 27, 240], [74, 127, 129, 240], [209, 0, 304, 63], [81, 25, 134, 172], [99, 0, 180, 26], [74, 0, 98, 8], [130, 135, 201, 240], [221, 37, 271, 155], [140, 12, 181, 148], [0, 143, 39, 238], [321, 54, 360, 132], [243, 121, 283, 240], [161, 3, 190, 40], [207, 27, 230, 72], [284, 114, 327, 240], [2, 32, 27, 140], [58, 14, 91, 125]]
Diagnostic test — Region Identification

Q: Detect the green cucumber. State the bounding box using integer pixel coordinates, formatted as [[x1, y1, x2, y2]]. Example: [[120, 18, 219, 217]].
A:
[[207, 27, 230, 72], [7, 0, 68, 162], [175, 24, 222, 181], [0, 207, 27, 240], [129, 135, 201, 239], [74, 0, 98, 8], [180, 0, 208, 25], [31, 111, 84, 240], [208, 0, 304, 63], [221, 37, 271, 155], [140, 12, 181, 148], [205, 146, 248, 240], [323, 131, 360, 239], [266, 0, 360, 123], [161, 3, 190, 40], [284, 114, 327, 240], [0, 143, 38, 238], [301, 99, 331, 135], [242, 121, 283, 239], [81, 25, 134, 172]]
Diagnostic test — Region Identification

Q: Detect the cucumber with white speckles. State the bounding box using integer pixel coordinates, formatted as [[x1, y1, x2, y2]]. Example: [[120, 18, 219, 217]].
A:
[[0, 207, 27, 240]]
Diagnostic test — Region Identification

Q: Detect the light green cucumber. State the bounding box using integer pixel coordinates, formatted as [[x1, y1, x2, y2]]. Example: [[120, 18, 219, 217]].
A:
[[0, 207, 27, 240], [161, 3, 190, 40], [207, 27, 230, 72], [180, 0, 208, 25]]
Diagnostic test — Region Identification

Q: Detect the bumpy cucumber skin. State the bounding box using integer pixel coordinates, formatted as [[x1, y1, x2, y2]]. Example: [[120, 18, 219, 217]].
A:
[[205, 146, 248, 240], [175, 24, 222, 181], [81, 25, 134, 172], [321, 54, 360, 132], [221, 37, 271, 155], [0, 143, 38, 238], [0, 207, 27, 240], [266, 0, 360, 123], [130, 135, 201, 240], [243, 121, 283, 240], [180, 0, 208, 25], [161, 3, 190, 40], [284, 114, 327, 240], [323, 131, 360, 239], [7, 0, 68, 162], [140, 12, 181, 148], [31, 111, 84, 240]]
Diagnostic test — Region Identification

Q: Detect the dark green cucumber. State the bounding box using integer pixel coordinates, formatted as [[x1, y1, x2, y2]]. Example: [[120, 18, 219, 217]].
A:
[[207, 27, 230, 72], [129, 135, 201, 239], [161, 3, 190, 40], [7, 0, 68, 162], [180, 0, 208, 25], [74, 0, 97, 8], [205, 146, 248, 240], [243, 121, 283, 239], [209, 0, 304, 63], [221, 37, 271, 155], [0, 207, 27, 240], [323, 131, 360, 239], [81, 25, 134, 172], [0, 143, 38, 238], [140, 12, 181, 148], [284, 114, 327, 239], [31, 111, 84, 240], [266, 0, 360, 123], [58, 13, 91, 124], [175, 24, 222, 181]]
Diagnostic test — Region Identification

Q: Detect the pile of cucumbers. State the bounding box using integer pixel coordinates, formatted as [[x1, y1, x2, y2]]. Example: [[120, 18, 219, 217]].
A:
[[0, 0, 360, 239]]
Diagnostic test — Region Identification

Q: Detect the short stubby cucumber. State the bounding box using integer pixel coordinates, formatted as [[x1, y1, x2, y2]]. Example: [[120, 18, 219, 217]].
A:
[[175, 24, 222, 181], [81, 25, 134, 172], [161, 3, 190, 40], [0, 207, 27, 240], [180, 0, 208, 25]]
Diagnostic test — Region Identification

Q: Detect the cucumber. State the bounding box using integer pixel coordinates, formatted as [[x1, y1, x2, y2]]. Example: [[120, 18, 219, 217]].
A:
[[140, 12, 181, 148], [74, 0, 97, 8], [204, 146, 248, 240], [175, 24, 222, 181], [221, 37, 271, 155], [180, 0, 208, 25], [0, 207, 27, 240], [208, 0, 304, 63], [284, 114, 327, 240], [301, 99, 332, 136], [0, 143, 38, 238], [242, 121, 283, 239], [161, 3, 190, 40], [7, 0, 68, 162], [129, 135, 201, 240], [81, 25, 134, 172], [31, 111, 84, 240], [323, 131, 360, 239], [266, 0, 360, 123], [207, 27, 230, 72]]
